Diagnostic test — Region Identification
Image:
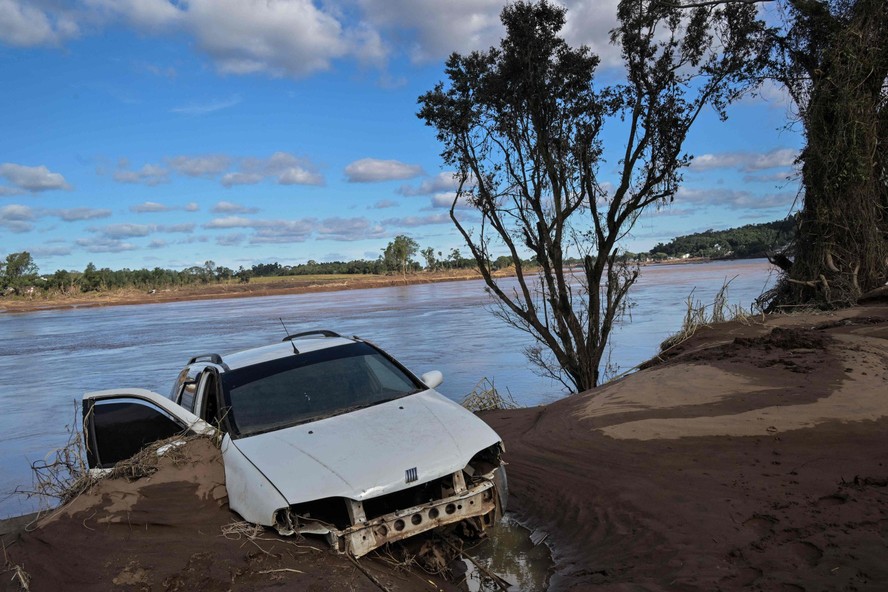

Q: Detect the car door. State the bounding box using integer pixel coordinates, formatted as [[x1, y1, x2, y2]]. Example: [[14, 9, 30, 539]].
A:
[[82, 388, 215, 469]]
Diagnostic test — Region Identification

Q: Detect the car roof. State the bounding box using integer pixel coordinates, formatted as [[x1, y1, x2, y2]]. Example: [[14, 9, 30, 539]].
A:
[[193, 332, 357, 372]]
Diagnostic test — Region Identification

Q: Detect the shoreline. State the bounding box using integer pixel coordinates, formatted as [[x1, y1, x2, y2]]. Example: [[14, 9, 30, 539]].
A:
[[0, 269, 494, 314]]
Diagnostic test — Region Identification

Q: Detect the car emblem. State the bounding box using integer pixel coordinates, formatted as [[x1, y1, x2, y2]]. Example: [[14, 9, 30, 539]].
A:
[[405, 467, 418, 483]]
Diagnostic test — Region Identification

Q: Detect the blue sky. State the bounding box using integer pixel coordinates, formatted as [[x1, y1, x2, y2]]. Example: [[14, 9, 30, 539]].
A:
[[0, 0, 802, 274]]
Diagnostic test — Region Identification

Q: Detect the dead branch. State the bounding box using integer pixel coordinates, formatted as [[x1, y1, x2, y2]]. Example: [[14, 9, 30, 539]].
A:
[[824, 250, 840, 272], [348, 554, 392, 592], [787, 278, 819, 287], [440, 538, 511, 592]]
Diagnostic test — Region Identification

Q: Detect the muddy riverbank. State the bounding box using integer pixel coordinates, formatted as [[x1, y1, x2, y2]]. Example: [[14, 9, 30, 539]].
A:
[[484, 301, 888, 591], [0, 270, 495, 314]]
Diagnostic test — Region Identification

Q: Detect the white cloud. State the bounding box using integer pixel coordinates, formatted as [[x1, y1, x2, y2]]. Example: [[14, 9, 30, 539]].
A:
[[356, 0, 504, 63], [186, 0, 351, 77], [4, 0, 624, 78], [0, 163, 71, 192], [159, 223, 195, 233], [0, 203, 34, 232], [204, 216, 254, 229], [382, 213, 451, 227], [211, 201, 259, 214], [369, 199, 399, 209], [345, 158, 424, 183], [221, 172, 263, 187], [676, 187, 793, 209], [216, 233, 246, 246], [29, 246, 72, 258], [130, 201, 170, 213], [356, 0, 621, 66], [0, 0, 80, 47], [75, 236, 137, 253], [279, 166, 323, 185], [398, 172, 461, 196], [263, 152, 324, 186], [168, 155, 232, 177], [87, 221, 194, 240], [112, 152, 323, 187], [317, 217, 387, 241], [94, 223, 152, 239], [184, 202, 199, 212], [85, 0, 180, 29], [250, 219, 315, 244], [52, 207, 112, 221], [560, 0, 622, 68], [690, 148, 798, 172], [430, 193, 472, 209], [171, 96, 242, 116], [114, 163, 169, 186]]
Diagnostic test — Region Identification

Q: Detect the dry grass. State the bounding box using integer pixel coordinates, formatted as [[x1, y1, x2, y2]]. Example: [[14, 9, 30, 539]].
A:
[[659, 278, 755, 352], [3, 544, 31, 591], [20, 404, 93, 509], [461, 378, 520, 412]]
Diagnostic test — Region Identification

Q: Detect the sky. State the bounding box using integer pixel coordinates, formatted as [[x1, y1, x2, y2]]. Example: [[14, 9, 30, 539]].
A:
[[0, 0, 803, 274]]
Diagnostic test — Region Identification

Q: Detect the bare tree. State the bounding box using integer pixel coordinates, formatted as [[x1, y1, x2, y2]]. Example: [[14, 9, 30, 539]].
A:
[[418, 0, 767, 391]]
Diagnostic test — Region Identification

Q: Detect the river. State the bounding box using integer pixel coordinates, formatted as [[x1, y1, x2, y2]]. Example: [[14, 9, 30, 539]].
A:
[[0, 258, 775, 518]]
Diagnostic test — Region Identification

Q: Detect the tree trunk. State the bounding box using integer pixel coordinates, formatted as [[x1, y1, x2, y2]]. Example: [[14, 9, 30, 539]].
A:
[[775, 0, 888, 307]]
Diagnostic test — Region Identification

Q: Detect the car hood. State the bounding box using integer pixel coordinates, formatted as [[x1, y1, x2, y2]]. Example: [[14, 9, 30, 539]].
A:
[[229, 389, 501, 504]]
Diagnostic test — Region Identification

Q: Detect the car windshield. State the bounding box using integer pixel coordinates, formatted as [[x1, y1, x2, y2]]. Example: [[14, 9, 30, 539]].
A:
[[220, 342, 423, 437]]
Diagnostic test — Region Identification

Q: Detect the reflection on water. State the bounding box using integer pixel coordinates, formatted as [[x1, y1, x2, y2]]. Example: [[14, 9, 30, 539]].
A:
[[464, 514, 552, 591], [0, 259, 774, 518]]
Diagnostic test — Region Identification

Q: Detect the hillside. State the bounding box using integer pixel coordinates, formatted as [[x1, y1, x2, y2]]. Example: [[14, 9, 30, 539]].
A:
[[649, 217, 795, 259]]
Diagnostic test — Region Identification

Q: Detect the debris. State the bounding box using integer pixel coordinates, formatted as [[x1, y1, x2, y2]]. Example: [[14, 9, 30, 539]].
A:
[[461, 378, 520, 412]]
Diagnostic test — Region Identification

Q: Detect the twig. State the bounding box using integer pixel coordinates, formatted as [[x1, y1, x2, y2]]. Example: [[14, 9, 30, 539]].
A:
[[257, 568, 304, 574], [348, 554, 392, 592], [440, 538, 511, 591]]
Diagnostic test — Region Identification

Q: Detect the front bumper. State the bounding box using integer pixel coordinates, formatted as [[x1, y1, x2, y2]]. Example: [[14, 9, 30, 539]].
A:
[[277, 477, 499, 557], [338, 479, 497, 556]]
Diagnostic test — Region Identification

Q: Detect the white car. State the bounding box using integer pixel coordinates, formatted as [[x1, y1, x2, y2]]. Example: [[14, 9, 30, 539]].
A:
[[82, 330, 507, 557]]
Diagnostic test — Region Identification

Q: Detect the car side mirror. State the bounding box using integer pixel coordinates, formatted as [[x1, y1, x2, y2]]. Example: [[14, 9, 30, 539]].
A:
[[420, 370, 443, 390]]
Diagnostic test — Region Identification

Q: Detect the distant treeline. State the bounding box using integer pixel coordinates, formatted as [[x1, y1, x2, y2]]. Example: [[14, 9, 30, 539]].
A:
[[0, 238, 503, 298], [648, 217, 795, 260], [1, 220, 793, 298]]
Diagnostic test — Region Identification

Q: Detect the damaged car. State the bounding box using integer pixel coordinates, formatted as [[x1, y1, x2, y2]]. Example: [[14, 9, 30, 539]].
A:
[[82, 330, 507, 557]]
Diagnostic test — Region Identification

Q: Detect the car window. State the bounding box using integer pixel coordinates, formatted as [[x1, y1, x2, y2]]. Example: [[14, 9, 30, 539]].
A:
[[180, 380, 198, 413], [87, 397, 187, 468], [221, 342, 421, 437], [172, 365, 203, 413]]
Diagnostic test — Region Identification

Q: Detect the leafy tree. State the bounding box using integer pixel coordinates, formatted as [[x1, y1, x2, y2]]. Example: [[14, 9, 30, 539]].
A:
[[79, 263, 102, 292], [383, 235, 419, 277], [418, 0, 767, 391], [493, 255, 514, 270], [421, 246, 438, 271], [1, 252, 38, 291]]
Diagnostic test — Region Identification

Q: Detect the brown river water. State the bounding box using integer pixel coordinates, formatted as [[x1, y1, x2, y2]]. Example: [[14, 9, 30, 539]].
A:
[[0, 259, 774, 519]]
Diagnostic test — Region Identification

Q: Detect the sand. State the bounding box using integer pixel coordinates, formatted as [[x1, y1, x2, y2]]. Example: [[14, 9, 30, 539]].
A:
[[483, 302, 888, 591], [3, 302, 887, 591]]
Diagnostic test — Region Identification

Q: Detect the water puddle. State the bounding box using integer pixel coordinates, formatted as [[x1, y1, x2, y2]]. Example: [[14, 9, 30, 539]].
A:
[[461, 513, 553, 591]]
